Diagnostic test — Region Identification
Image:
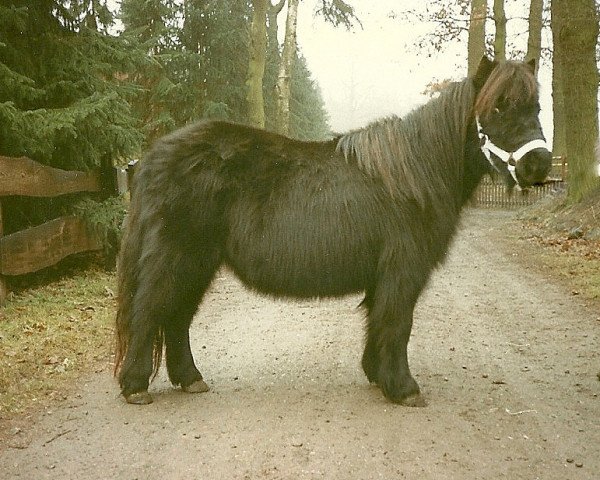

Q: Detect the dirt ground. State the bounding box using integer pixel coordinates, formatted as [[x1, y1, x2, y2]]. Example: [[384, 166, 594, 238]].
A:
[[1, 209, 599, 479]]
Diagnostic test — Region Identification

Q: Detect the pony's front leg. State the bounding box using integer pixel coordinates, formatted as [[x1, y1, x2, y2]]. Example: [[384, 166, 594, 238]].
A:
[[376, 309, 425, 406], [367, 275, 426, 407]]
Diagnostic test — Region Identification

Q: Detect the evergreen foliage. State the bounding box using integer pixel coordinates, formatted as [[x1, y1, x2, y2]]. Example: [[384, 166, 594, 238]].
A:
[[289, 54, 330, 140], [0, 1, 143, 168]]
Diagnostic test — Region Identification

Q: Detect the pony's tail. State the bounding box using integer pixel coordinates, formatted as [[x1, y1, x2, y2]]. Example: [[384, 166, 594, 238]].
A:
[[113, 202, 165, 383], [113, 208, 138, 378]]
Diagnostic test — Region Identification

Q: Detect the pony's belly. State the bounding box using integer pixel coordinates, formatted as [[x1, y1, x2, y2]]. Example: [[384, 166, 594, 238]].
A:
[[227, 258, 373, 298], [224, 223, 378, 298]]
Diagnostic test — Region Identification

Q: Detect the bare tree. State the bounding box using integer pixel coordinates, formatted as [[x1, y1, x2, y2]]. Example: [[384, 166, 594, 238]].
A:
[[493, 0, 506, 61], [468, 0, 487, 76], [525, 0, 544, 73], [267, 0, 286, 59], [551, 0, 565, 159], [275, 0, 299, 136], [247, 0, 269, 128]]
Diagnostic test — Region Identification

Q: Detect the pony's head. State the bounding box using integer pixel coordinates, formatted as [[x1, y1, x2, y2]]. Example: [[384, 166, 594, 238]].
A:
[[472, 56, 552, 188]]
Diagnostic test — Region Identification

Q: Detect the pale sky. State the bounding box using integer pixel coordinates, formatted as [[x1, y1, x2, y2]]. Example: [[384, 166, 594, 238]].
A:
[[293, 0, 554, 142]]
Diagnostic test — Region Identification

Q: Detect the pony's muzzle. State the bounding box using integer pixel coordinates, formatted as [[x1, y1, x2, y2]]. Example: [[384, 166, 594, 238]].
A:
[[517, 148, 552, 186]]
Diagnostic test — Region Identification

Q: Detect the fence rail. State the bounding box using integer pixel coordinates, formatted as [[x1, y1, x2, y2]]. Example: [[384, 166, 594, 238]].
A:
[[0, 216, 102, 276], [0, 156, 102, 196], [0, 155, 131, 305]]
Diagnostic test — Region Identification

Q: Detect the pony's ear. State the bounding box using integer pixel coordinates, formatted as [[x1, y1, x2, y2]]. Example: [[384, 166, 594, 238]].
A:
[[473, 55, 497, 90], [526, 58, 536, 73]]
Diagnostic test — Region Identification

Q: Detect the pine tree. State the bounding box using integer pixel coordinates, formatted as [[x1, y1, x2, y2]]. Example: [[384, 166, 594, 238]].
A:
[[200, 0, 251, 123], [121, 0, 252, 137], [0, 1, 142, 168], [289, 54, 330, 140], [120, 0, 194, 142], [0, 0, 143, 236]]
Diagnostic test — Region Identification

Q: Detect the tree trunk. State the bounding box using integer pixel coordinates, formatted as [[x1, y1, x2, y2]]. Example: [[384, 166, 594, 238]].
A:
[[551, 4, 566, 161], [551, 61, 566, 161], [525, 0, 543, 73], [275, 0, 299, 136], [493, 0, 506, 61], [468, 0, 487, 77], [247, 0, 269, 128], [267, 0, 285, 59], [552, 0, 599, 202]]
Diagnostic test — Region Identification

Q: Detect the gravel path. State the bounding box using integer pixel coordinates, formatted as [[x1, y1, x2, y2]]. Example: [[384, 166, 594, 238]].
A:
[[1, 209, 599, 479]]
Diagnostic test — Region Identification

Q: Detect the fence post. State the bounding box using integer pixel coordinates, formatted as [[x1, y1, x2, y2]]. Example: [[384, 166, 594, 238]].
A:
[[127, 160, 138, 194]]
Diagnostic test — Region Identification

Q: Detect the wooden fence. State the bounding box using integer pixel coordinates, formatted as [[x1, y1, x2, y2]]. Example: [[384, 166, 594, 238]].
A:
[[0, 155, 132, 305], [472, 156, 567, 209], [473, 177, 565, 209]]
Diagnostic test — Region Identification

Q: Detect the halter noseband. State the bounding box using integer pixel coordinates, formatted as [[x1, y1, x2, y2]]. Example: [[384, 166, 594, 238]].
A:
[[476, 115, 549, 188]]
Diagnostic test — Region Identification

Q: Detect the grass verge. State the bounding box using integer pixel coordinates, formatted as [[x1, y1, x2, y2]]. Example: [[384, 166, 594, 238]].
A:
[[0, 268, 116, 423]]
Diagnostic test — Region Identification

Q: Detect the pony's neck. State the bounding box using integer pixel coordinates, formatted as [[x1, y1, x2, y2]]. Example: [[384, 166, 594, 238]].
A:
[[461, 119, 490, 204], [403, 79, 483, 211]]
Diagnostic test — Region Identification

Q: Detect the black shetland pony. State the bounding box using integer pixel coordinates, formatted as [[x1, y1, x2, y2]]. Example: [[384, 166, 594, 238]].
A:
[[115, 57, 551, 405]]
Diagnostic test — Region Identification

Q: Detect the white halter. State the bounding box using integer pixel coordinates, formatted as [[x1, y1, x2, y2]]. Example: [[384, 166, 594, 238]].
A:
[[476, 115, 549, 188]]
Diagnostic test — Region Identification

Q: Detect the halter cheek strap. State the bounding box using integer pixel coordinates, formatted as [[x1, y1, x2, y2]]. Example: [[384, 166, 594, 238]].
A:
[[476, 115, 549, 187]]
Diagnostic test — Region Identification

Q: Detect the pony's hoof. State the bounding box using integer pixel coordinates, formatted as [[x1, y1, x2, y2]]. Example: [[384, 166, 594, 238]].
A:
[[400, 393, 427, 408], [125, 391, 153, 405], [182, 379, 210, 393]]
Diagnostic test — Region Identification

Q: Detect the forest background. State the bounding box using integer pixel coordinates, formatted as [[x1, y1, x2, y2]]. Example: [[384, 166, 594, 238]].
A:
[[0, 0, 598, 244]]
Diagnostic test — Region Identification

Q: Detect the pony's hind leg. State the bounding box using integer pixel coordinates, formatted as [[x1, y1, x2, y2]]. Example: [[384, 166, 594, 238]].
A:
[[118, 314, 160, 405], [118, 254, 175, 404], [164, 250, 222, 394], [118, 234, 220, 404], [165, 319, 209, 393]]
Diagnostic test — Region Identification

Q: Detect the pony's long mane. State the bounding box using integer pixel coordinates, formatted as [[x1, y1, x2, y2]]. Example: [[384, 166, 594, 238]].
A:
[[336, 79, 476, 209]]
